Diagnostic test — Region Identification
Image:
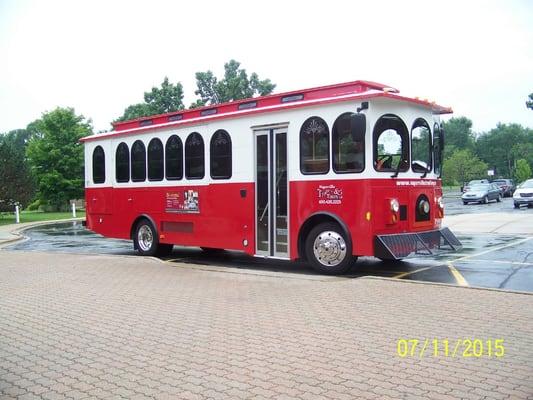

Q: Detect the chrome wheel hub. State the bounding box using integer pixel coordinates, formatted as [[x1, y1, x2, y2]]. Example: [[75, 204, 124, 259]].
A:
[[313, 231, 347, 267], [137, 225, 154, 251]]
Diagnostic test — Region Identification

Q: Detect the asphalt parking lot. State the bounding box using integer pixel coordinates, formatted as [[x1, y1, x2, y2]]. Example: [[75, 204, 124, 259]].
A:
[[5, 196, 533, 292], [444, 194, 528, 215]]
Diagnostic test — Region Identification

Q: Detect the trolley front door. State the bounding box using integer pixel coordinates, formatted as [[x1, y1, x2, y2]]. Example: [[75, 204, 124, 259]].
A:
[[255, 128, 288, 258]]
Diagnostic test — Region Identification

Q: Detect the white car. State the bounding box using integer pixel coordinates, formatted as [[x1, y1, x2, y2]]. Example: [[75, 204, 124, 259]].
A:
[[513, 179, 533, 208]]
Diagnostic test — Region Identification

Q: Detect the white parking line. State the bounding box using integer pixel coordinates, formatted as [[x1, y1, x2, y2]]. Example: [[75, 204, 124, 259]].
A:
[[451, 237, 533, 262], [458, 259, 533, 266]]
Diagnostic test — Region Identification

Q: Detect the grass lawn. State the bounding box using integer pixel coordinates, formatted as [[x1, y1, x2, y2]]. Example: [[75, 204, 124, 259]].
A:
[[0, 210, 85, 226]]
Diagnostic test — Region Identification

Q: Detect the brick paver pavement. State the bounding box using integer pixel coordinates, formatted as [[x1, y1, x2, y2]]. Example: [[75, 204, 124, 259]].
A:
[[0, 250, 532, 399]]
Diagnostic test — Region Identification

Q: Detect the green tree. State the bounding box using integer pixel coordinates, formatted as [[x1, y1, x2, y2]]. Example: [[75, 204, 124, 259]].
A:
[[527, 93, 533, 110], [191, 59, 275, 107], [475, 123, 532, 177], [117, 103, 154, 122], [116, 77, 184, 121], [0, 129, 35, 211], [442, 149, 488, 186], [515, 159, 532, 182], [511, 142, 533, 176], [442, 117, 475, 159], [26, 108, 92, 210]]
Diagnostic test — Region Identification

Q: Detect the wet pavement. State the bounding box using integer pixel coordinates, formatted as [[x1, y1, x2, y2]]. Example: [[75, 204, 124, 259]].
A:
[[6, 221, 133, 255], [5, 215, 533, 292]]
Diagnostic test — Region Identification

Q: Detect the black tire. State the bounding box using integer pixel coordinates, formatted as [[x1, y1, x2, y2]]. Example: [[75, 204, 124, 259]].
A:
[[463, 201, 468, 205], [134, 218, 172, 256], [305, 222, 354, 275], [482, 196, 488, 204], [496, 194, 502, 203], [514, 202, 520, 209]]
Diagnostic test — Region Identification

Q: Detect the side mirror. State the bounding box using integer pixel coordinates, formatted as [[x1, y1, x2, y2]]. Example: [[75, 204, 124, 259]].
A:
[[351, 113, 366, 142]]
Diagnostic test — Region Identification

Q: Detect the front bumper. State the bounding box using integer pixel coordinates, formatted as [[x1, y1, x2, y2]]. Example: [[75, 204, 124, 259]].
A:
[[374, 227, 462, 260], [514, 197, 533, 205], [462, 195, 484, 202]]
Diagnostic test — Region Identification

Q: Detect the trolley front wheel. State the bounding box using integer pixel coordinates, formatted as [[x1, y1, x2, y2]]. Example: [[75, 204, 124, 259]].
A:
[[305, 222, 354, 275]]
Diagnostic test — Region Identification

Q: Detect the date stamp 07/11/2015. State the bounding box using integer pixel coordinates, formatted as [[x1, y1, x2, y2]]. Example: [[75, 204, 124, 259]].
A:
[[397, 338, 505, 358]]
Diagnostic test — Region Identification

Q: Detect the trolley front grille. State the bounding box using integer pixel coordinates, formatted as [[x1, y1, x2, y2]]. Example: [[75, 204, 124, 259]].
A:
[[374, 227, 462, 260]]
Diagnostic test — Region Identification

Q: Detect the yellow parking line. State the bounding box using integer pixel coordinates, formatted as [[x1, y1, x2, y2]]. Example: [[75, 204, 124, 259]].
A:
[[448, 263, 469, 286], [393, 266, 435, 279], [164, 257, 188, 263]]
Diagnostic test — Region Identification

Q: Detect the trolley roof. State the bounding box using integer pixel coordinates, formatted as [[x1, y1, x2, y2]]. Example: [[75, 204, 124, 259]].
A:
[[80, 80, 452, 143]]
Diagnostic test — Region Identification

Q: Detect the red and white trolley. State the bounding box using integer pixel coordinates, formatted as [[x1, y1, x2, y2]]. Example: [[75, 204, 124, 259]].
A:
[[82, 80, 461, 274]]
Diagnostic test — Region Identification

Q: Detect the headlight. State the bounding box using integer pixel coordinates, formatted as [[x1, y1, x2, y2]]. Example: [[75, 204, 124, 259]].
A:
[[418, 199, 430, 214], [390, 198, 400, 213]]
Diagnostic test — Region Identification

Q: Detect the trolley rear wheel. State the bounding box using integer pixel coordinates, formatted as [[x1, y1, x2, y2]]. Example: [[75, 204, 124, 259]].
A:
[[134, 218, 173, 256]]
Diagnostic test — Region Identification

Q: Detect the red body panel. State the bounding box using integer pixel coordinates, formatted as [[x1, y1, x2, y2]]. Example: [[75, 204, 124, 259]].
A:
[[86, 183, 256, 254], [86, 178, 443, 260], [288, 178, 441, 258]]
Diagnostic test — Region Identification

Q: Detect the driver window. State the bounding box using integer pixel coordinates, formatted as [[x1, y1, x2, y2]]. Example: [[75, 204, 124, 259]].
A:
[[411, 118, 432, 173], [373, 114, 409, 172]]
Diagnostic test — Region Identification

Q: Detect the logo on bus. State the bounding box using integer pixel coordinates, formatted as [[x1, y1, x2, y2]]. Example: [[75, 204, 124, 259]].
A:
[[317, 185, 343, 205], [165, 190, 200, 213]]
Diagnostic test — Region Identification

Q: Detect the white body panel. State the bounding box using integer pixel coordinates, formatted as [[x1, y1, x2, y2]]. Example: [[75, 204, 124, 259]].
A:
[[84, 98, 442, 188]]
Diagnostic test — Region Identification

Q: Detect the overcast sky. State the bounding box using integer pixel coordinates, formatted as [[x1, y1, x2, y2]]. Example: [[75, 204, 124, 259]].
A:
[[1, 0, 532, 134]]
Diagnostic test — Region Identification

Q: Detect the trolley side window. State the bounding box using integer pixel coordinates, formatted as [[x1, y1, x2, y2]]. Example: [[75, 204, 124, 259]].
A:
[[92, 145, 106, 184], [131, 140, 146, 182], [300, 116, 329, 174], [165, 135, 183, 180], [373, 114, 409, 172], [210, 130, 232, 179], [115, 142, 130, 183], [148, 138, 164, 181], [332, 113, 365, 173], [411, 118, 432, 173], [185, 132, 205, 179], [433, 123, 443, 176]]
